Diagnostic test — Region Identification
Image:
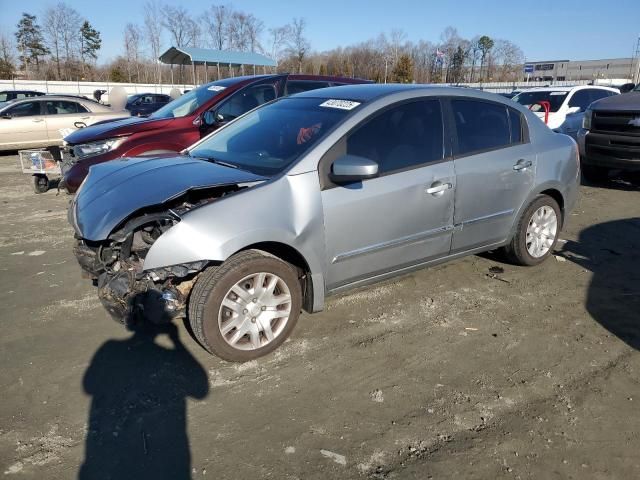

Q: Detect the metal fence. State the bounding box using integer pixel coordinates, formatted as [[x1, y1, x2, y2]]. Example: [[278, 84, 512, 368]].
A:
[[0, 79, 195, 102], [0, 78, 621, 100]]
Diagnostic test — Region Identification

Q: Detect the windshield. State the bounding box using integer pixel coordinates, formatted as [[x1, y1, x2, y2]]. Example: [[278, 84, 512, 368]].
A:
[[189, 97, 356, 176], [513, 91, 568, 112], [0, 93, 7, 102], [150, 82, 230, 119]]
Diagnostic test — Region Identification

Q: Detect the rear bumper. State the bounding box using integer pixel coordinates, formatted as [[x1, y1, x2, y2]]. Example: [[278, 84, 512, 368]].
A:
[[581, 130, 640, 171]]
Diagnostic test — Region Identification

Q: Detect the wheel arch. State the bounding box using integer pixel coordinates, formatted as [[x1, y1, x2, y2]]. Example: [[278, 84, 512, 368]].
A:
[[236, 241, 315, 313], [509, 183, 567, 239], [539, 188, 565, 226]]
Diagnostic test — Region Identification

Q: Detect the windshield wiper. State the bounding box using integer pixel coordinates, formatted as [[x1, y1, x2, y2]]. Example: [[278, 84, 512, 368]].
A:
[[192, 153, 239, 169]]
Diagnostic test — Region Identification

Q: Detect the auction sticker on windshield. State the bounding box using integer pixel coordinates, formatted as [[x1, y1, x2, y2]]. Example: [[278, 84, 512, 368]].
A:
[[319, 99, 361, 110]]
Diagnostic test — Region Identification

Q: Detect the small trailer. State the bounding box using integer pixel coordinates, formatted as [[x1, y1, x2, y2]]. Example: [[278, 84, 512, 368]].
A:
[[18, 149, 62, 194]]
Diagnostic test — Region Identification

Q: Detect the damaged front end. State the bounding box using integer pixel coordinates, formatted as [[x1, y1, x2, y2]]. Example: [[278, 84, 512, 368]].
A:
[[68, 154, 268, 325], [73, 187, 237, 325]]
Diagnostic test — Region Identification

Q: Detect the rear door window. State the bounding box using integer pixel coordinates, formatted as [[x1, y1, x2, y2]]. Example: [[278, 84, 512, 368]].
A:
[[452, 99, 511, 155], [45, 100, 88, 115]]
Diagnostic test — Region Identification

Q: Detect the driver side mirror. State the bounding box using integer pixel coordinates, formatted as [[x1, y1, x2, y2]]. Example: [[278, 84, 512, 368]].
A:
[[620, 83, 636, 94], [202, 110, 224, 127], [1, 112, 11, 119], [565, 106, 581, 115], [330, 155, 379, 183]]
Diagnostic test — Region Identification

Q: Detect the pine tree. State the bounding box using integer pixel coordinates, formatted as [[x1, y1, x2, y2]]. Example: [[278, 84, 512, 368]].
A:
[[14, 13, 48, 75], [80, 20, 101, 77], [392, 54, 414, 83], [450, 46, 466, 83]]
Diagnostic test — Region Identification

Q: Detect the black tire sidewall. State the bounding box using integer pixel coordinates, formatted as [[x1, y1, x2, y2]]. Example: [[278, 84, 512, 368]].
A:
[[199, 254, 302, 362], [514, 196, 561, 266], [33, 175, 49, 194]]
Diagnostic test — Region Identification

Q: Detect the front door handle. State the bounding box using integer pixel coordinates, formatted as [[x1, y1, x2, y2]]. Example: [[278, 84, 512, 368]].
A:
[[426, 181, 452, 196], [513, 159, 533, 171], [32, 118, 44, 123]]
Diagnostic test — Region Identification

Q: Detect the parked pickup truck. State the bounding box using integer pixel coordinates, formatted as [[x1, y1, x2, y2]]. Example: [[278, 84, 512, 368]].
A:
[[578, 83, 640, 181]]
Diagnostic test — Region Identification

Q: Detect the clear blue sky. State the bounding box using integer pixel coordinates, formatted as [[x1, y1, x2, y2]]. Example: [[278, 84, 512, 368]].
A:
[[1, 0, 638, 63]]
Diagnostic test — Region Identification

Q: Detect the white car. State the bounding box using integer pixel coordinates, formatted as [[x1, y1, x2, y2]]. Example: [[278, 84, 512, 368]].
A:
[[512, 86, 618, 139]]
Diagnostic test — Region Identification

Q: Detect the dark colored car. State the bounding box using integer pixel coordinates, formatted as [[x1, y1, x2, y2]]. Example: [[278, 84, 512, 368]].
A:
[[125, 93, 172, 117], [578, 83, 640, 180], [61, 74, 371, 192], [0, 90, 45, 107]]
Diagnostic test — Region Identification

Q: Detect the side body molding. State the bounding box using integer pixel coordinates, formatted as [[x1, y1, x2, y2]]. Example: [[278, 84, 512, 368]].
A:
[[143, 171, 328, 312]]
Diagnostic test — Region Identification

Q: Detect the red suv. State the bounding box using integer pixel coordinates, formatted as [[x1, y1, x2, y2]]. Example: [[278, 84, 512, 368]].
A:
[[61, 74, 370, 192]]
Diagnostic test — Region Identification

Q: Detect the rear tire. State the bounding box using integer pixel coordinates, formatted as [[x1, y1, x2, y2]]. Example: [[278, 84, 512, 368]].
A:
[[581, 164, 608, 184], [188, 249, 302, 362], [503, 195, 561, 266]]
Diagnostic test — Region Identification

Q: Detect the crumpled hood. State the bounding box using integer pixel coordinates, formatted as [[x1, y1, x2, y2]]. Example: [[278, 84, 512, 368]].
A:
[[64, 116, 172, 144], [69, 155, 267, 241], [590, 92, 640, 112]]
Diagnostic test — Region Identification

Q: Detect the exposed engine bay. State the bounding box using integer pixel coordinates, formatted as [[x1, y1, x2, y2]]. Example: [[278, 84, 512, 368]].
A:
[[73, 186, 241, 325]]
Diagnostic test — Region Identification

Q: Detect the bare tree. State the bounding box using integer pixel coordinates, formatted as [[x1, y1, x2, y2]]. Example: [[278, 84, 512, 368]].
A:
[[389, 28, 407, 64], [162, 5, 198, 47], [43, 2, 82, 80], [286, 18, 309, 74], [144, 0, 163, 82], [201, 4, 231, 50], [59, 3, 82, 79], [0, 31, 15, 79], [227, 11, 250, 51], [267, 25, 291, 67], [124, 23, 142, 82], [43, 6, 64, 78], [492, 39, 524, 81]]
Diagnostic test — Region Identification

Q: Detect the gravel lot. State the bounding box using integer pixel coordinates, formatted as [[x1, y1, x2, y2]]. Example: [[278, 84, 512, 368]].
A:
[[0, 153, 639, 479]]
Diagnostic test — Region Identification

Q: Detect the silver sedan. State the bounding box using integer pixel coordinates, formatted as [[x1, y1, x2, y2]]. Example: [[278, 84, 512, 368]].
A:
[[69, 84, 580, 362]]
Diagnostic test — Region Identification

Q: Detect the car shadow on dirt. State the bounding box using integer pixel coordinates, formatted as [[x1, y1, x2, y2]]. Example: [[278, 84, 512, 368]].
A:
[[581, 171, 640, 191], [79, 313, 209, 480], [560, 217, 640, 351]]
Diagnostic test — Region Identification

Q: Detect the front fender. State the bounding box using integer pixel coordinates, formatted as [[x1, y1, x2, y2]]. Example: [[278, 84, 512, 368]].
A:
[[143, 171, 328, 311]]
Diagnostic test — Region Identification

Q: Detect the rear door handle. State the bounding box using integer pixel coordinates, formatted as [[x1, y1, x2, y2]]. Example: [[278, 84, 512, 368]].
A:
[[426, 181, 452, 196], [513, 159, 533, 171]]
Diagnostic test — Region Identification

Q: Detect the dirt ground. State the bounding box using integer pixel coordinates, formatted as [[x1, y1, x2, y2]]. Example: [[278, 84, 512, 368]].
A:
[[0, 153, 639, 480]]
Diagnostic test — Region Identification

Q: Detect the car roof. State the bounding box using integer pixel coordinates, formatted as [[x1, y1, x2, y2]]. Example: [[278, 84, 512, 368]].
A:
[[287, 74, 372, 84], [291, 83, 491, 102]]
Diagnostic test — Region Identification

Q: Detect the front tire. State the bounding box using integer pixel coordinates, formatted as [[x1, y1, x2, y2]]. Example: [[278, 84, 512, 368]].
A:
[[503, 195, 561, 266], [188, 250, 302, 362]]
